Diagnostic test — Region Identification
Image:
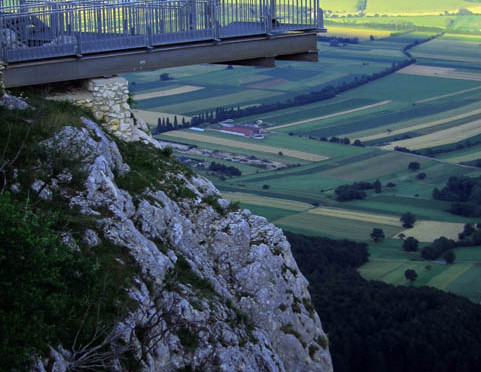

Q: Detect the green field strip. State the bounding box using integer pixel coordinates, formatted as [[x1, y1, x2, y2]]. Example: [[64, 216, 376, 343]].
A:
[[345, 98, 481, 140], [229, 151, 378, 183], [447, 264, 481, 302], [347, 73, 480, 102], [363, 110, 481, 145], [260, 98, 381, 128], [217, 185, 324, 205], [379, 261, 431, 285], [455, 247, 481, 261], [307, 97, 479, 139], [270, 100, 393, 131], [445, 149, 481, 163], [156, 134, 305, 165], [318, 151, 430, 181], [358, 260, 407, 281], [273, 212, 403, 241], [152, 89, 284, 115], [427, 263, 474, 290], [194, 131, 355, 158], [222, 192, 313, 212]]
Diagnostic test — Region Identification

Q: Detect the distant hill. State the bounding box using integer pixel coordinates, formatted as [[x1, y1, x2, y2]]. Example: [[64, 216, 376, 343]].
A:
[[321, 0, 481, 15]]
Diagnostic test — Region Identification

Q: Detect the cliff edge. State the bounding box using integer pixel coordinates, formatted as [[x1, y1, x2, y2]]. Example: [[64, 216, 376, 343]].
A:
[[1, 95, 332, 372]]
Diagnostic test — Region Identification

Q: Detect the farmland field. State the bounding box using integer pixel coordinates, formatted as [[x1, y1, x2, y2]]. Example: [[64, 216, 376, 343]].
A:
[[128, 24, 481, 301]]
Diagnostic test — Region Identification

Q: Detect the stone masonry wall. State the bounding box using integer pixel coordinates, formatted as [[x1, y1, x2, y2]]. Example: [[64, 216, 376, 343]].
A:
[[62, 76, 151, 142], [78, 77, 137, 139]]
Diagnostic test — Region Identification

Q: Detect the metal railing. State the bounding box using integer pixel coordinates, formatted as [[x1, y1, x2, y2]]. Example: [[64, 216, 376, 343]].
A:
[[0, 0, 322, 63]]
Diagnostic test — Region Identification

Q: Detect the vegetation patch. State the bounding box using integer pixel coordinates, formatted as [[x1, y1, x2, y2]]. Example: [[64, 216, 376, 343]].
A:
[[165, 255, 217, 299]]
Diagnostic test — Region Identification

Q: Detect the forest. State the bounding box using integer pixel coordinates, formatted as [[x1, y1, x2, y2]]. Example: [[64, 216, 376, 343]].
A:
[[287, 232, 481, 372]]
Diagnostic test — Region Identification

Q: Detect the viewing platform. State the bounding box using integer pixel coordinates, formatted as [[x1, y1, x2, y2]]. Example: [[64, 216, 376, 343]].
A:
[[0, 0, 325, 87]]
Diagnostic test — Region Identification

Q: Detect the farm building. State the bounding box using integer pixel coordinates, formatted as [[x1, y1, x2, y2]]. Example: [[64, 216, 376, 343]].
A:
[[220, 122, 265, 138]]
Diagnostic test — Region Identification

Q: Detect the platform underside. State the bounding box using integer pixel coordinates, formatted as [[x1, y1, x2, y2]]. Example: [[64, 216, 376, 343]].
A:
[[4, 32, 318, 88]]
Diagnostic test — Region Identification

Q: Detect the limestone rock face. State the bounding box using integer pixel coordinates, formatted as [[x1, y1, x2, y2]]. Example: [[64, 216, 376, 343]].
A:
[[35, 117, 333, 372]]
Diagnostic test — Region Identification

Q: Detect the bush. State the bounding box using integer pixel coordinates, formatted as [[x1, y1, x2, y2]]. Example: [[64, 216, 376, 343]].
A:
[[370, 228, 385, 243], [408, 162, 420, 171], [0, 193, 129, 370]]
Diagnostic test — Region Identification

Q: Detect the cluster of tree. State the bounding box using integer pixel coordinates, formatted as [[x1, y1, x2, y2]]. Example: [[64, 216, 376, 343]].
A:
[[287, 231, 481, 372], [317, 35, 360, 44], [418, 223, 481, 262], [293, 133, 364, 147], [191, 59, 414, 125], [335, 180, 382, 201], [421, 236, 456, 263], [458, 223, 481, 246], [433, 176, 481, 217], [321, 136, 352, 145], [371, 213, 416, 244], [152, 116, 190, 134], [208, 161, 241, 177]]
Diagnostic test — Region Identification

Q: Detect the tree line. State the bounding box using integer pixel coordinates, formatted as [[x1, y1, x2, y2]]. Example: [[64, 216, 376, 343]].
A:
[[208, 161, 242, 177], [152, 116, 190, 134], [334, 180, 383, 201], [190, 59, 415, 126]]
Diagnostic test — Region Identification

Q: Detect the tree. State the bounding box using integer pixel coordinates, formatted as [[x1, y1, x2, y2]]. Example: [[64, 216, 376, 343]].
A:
[[400, 212, 416, 228], [408, 162, 420, 171], [370, 228, 385, 243], [160, 73, 170, 81], [416, 172, 427, 180], [403, 237, 419, 252], [405, 269, 418, 282], [374, 179, 382, 194], [443, 249, 456, 264]]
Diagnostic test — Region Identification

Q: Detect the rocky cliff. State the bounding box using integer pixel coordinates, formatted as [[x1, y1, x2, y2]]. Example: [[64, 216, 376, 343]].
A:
[[3, 95, 332, 372]]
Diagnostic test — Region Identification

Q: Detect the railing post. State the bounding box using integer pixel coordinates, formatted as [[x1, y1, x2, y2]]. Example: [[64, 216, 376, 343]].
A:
[[211, 0, 219, 40], [145, 1, 152, 48], [265, 0, 272, 34], [76, 32, 82, 56]]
